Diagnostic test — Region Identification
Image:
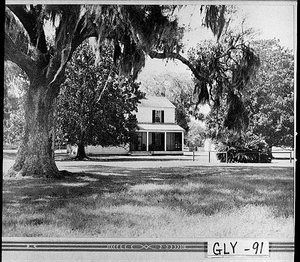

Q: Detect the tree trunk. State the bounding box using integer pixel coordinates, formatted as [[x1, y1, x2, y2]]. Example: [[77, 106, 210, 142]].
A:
[[6, 79, 61, 178], [75, 143, 88, 160]]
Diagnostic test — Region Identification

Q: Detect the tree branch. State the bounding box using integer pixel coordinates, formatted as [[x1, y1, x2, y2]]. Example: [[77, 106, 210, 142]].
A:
[[46, 6, 84, 87], [7, 5, 48, 54], [149, 51, 207, 82], [5, 33, 36, 79], [70, 16, 98, 55]]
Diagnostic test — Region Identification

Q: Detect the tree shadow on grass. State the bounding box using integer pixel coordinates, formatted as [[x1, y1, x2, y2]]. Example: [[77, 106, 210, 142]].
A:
[[3, 165, 294, 217], [3, 171, 115, 205], [2, 150, 294, 237], [2, 165, 294, 237]]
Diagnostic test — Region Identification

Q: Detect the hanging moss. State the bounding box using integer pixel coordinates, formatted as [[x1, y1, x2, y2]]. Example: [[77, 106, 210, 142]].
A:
[[192, 81, 209, 105], [224, 92, 249, 131]]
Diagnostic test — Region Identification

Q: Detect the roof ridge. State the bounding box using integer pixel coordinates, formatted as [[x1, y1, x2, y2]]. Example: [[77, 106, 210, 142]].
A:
[[139, 96, 175, 108]]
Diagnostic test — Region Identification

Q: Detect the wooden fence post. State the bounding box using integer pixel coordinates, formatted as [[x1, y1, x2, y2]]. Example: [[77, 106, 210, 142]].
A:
[[193, 147, 195, 162]]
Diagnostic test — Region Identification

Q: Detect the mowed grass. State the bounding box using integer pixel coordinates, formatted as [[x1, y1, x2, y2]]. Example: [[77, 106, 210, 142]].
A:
[[2, 163, 294, 238]]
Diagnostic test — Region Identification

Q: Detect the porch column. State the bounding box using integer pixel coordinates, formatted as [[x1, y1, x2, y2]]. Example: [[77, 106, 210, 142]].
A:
[[146, 131, 149, 151], [164, 132, 167, 151], [181, 131, 184, 151]]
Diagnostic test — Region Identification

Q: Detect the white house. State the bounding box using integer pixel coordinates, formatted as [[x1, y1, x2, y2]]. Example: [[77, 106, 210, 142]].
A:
[[130, 96, 185, 155], [83, 96, 184, 155]]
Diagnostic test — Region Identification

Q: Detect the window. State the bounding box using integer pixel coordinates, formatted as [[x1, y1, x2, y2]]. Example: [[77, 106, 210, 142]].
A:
[[130, 132, 147, 151], [155, 110, 161, 122], [166, 132, 182, 151], [152, 110, 164, 123]]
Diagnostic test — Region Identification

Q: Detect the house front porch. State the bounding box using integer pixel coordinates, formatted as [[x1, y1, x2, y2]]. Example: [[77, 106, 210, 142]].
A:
[[129, 124, 185, 155]]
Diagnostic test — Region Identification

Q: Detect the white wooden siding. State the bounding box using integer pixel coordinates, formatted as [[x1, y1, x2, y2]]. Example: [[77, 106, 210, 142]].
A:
[[136, 107, 175, 123]]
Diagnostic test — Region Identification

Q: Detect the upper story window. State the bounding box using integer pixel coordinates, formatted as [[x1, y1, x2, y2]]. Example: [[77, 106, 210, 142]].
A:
[[152, 110, 164, 123]]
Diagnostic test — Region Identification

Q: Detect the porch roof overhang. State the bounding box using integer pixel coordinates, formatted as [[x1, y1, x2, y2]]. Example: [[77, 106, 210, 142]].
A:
[[137, 123, 184, 132]]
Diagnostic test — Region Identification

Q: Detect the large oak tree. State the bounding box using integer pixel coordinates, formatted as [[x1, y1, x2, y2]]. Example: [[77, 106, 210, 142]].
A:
[[4, 5, 184, 178]]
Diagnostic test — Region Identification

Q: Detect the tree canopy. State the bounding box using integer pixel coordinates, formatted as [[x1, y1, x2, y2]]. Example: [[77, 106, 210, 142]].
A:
[[206, 38, 294, 148], [246, 39, 294, 147], [187, 29, 260, 131]]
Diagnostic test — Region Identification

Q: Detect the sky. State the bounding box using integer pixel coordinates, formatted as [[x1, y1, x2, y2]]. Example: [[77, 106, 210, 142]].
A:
[[138, 3, 296, 78], [237, 4, 295, 49]]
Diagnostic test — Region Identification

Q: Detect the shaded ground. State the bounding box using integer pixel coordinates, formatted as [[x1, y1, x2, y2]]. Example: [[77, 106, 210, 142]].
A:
[[2, 151, 294, 238]]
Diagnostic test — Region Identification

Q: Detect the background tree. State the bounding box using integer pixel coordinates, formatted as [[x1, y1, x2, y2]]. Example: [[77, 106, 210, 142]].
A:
[[3, 61, 27, 146], [56, 40, 143, 159], [206, 38, 294, 149], [246, 39, 294, 148], [185, 120, 206, 149]]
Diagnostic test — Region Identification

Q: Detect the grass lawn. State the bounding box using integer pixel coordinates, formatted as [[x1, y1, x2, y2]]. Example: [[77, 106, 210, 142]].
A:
[[2, 157, 294, 238]]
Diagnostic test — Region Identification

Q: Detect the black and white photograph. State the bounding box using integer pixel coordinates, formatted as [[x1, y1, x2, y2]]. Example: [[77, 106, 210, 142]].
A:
[[3, 1, 296, 261]]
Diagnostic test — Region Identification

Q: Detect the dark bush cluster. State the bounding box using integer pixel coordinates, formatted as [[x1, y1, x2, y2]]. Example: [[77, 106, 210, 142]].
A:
[[215, 133, 272, 163]]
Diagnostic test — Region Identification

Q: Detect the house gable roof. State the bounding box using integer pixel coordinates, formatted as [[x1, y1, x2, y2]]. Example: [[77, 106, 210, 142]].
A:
[[138, 96, 175, 108]]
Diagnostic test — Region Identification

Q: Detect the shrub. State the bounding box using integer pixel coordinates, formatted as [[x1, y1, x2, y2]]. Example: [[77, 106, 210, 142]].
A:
[[215, 133, 272, 163]]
